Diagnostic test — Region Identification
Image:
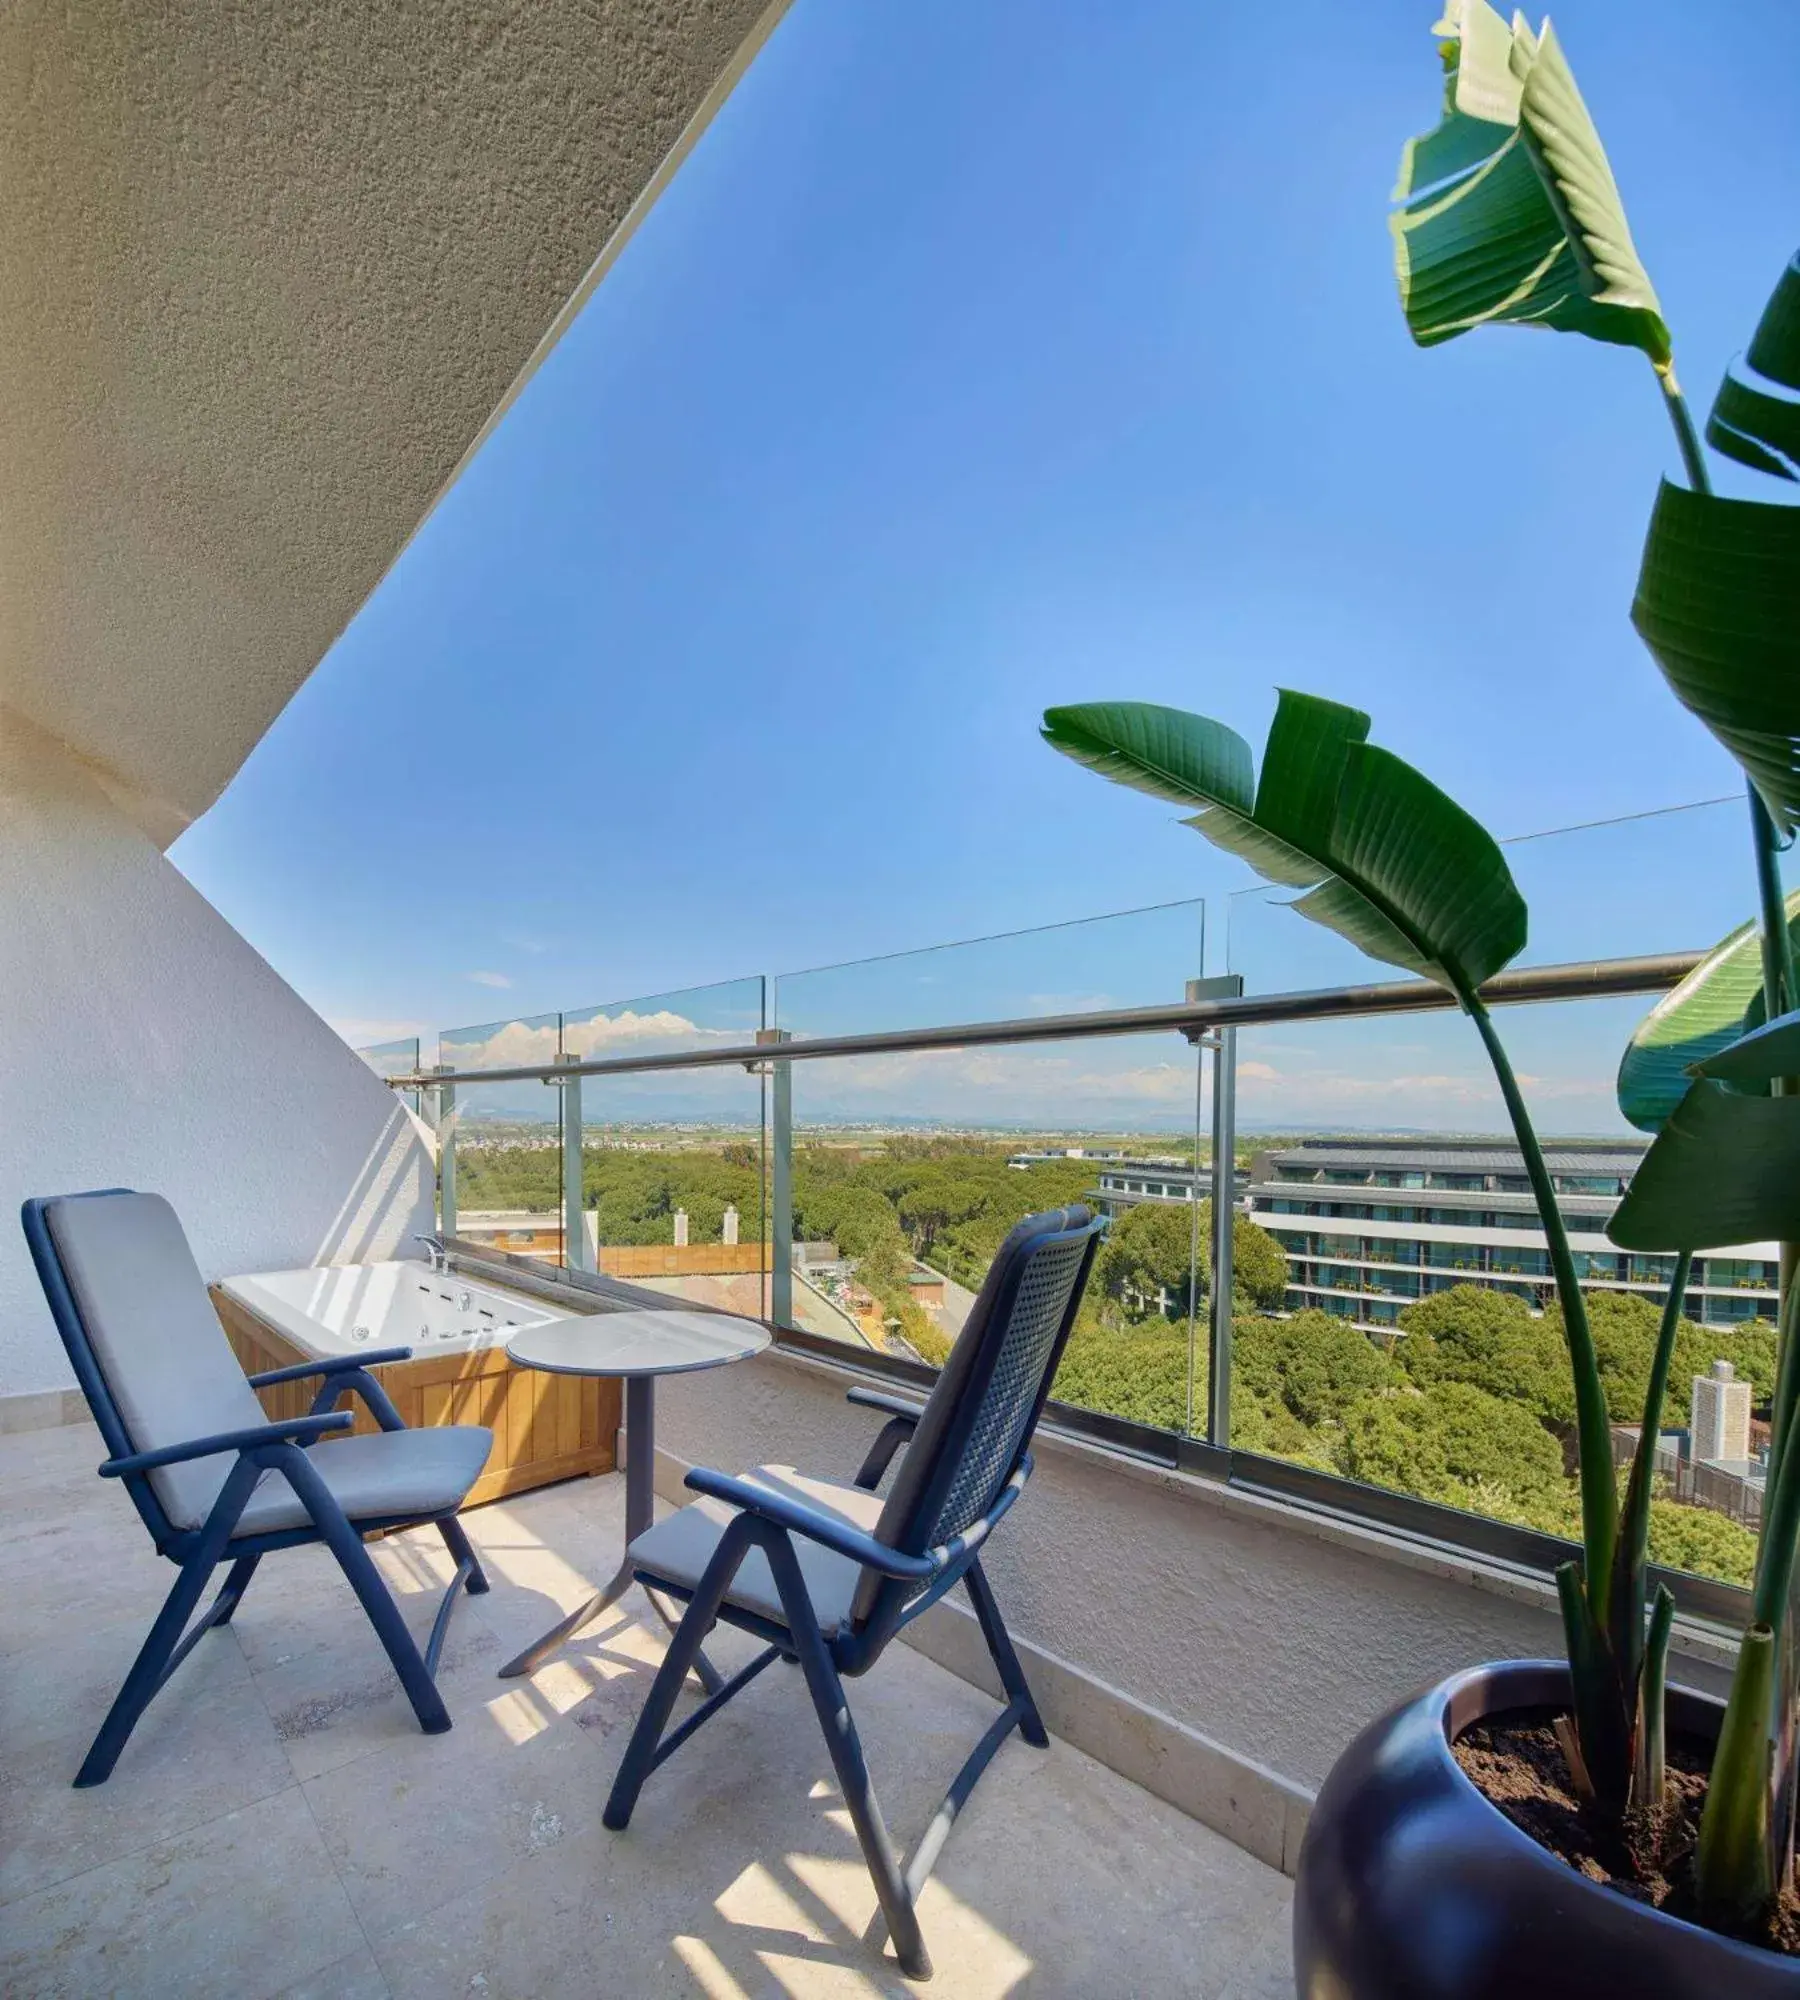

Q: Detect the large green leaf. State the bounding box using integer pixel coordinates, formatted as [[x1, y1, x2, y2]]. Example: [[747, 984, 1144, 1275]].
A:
[[1631, 482, 1800, 833], [1697, 1004, 1800, 1088], [1707, 253, 1800, 482], [1034, 703, 1257, 815], [1391, 3, 1668, 362], [1042, 691, 1526, 994], [1616, 892, 1800, 1131], [1609, 1081, 1800, 1252]]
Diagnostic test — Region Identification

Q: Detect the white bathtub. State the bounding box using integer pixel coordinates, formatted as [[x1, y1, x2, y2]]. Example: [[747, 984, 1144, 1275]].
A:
[[215, 1261, 566, 1361]]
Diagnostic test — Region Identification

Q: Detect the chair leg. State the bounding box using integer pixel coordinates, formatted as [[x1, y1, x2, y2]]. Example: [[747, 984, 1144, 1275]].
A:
[[766, 1534, 932, 1981], [330, 1522, 449, 1730], [964, 1560, 1047, 1749], [75, 1458, 265, 1787], [210, 1553, 260, 1626], [437, 1514, 489, 1595], [604, 1522, 753, 1832], [74, 1551, 220, 1787], [280, 1457, 452, 1735]]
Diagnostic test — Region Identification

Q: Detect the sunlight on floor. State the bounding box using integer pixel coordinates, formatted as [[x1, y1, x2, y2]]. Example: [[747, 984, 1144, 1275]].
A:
[[0, 1424, 1293, 1998]]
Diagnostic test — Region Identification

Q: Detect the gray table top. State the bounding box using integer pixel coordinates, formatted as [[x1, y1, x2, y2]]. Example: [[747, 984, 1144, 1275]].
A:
[[505, 1307, 770, 1380]]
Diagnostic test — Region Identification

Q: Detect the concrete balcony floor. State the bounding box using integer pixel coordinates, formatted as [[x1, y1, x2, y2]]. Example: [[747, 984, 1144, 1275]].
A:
[[0, 1422, 1292, 1998]]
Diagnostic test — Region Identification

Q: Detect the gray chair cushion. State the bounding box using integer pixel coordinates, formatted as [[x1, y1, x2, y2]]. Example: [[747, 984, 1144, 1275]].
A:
[[46, 1192, 270, 1531], [231, 1425, 493, 1538], [628, 1465, 887, 1637]]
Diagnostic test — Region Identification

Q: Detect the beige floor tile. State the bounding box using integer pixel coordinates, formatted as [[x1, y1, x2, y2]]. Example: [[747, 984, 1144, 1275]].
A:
[[0, 1611, 294, 1907], [0, 1505, 175, 1654], [930, 1737, 1292, 1999], [0, 1420, 104, 1489], [370, 1819, 928, 2000], [301, 1702, 610, 1939], [235, 1549, 510, 1785], [370, 1628, 1266, 1999], [0, 1437, 1293, 1998], [0, 1787, 357, 2000], [269, 1944, 393, 1999], [1213, 1898, 1297, 2000]]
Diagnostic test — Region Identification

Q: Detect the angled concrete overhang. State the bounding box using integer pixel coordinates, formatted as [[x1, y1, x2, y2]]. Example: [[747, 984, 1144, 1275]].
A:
[[1, 0, 789, 846]]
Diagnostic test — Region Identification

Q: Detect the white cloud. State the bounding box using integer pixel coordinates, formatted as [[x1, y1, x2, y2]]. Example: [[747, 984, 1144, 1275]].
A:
[[467, 971, 513, 990], [329, 1017, 427, 1050], [446, 1017, 560, 1069], [562, 1008, 723, 1058], [438, 1006, 729, 1076]]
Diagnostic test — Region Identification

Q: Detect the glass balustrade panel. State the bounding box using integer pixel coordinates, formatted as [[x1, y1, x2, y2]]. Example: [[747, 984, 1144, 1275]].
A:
[[772, 905, 1211, 1433], [437, 1010, 566, 1263], [559, 978, 769, 1315], [1225, 834, 1778, 1591]]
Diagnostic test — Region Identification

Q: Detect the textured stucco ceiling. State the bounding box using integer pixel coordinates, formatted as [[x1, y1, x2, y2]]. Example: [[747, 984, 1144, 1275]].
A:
[[0, 0, 787, 844]]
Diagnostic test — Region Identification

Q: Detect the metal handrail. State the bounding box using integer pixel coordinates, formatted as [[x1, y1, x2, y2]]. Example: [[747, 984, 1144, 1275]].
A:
[[385, 950, 1699, 1090], [387, 938, 1755, 1625]]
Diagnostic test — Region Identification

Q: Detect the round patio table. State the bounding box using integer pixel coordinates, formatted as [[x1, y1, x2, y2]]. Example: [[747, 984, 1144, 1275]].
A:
[[495, 1308, 770, 1683]]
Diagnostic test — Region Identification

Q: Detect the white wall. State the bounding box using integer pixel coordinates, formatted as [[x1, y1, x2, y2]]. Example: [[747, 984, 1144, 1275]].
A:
[[0, 708, 434, 1396]]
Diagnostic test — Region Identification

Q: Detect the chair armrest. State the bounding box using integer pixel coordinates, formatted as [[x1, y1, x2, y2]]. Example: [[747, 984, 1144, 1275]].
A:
[[683, 1467, 939, 1581], [847, 1385, 927, 1489], [845, 1385, 926, 1427], [99, 1411, 354, 1478], [248, 1347, 412, 1387]]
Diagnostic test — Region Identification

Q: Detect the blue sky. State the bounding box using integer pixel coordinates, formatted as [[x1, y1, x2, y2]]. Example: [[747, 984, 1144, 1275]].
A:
[[173, 2, 1799, 1129]]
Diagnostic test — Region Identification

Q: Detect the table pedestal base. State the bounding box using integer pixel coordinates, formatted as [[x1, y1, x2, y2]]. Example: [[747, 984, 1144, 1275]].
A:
[[497, 1374, 720, 1690]]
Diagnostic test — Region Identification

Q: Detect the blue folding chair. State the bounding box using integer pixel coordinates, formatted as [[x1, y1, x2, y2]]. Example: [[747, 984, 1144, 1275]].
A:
[[602, 1204, 1104, 1981], [21, 1189, 494, 1786]]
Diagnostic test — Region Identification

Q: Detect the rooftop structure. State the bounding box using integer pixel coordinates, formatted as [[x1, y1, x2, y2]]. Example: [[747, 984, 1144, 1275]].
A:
[[1244, 1137, 1777, 1334], [1090, 1159, 1244, 1209]]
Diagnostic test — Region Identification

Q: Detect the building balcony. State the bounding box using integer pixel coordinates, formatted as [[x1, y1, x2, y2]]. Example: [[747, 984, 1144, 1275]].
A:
[[1, 1413, 1294, 1998], [5, 914, 1774, 1994]]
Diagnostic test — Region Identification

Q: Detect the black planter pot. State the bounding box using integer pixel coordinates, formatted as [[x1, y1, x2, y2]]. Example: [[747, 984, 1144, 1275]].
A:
[[1292, 1658, 1800, 1999]]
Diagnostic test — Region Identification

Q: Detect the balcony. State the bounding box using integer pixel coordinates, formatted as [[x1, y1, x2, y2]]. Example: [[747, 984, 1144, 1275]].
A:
[[9, 861, 1782, 1995], [9, 876, 1780, 1989], [1, 1416, 1292, 1998], [8, 8, 1793, 1988]]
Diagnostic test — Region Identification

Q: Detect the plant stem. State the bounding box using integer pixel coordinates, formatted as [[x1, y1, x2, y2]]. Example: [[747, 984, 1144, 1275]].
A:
[[1698, 1624, 1778, 1932], [1465, 992, 1616, 1598], [1765, 1251, 1800, 1525], [1611, 1251, 1692, 1694], [1750, 788, 1795, 1022], [1759, 1276, 1800, 1609], [1656, 363, 1711, 495], [1638, 1584, 1675, 1812]]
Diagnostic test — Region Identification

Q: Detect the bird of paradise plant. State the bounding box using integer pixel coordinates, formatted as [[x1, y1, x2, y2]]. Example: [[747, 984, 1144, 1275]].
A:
[[1045, 0, 1800, 1944]]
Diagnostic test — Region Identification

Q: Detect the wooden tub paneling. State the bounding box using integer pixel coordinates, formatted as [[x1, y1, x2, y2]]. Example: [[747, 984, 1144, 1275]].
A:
[[211, 1287, 618, 1509]]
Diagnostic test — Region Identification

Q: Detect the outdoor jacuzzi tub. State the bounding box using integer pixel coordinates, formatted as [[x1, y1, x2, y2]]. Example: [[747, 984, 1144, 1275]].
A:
[[217, 1260, 562, 1360], [212, 1260, 618, 1506]]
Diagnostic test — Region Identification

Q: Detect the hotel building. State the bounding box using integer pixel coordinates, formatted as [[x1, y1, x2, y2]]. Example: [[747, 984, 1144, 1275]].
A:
[[1091, 1137, 1778, 1334]]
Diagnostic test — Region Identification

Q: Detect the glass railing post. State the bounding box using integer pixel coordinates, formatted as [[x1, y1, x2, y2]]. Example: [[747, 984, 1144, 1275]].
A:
[[1207, 1022, 1237, 1448], [1182, 977, 1243, 1449], [558, 1056, 589, 1271], [433, 1066, 458, 1237], [757, 1029, 793, 1327]]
